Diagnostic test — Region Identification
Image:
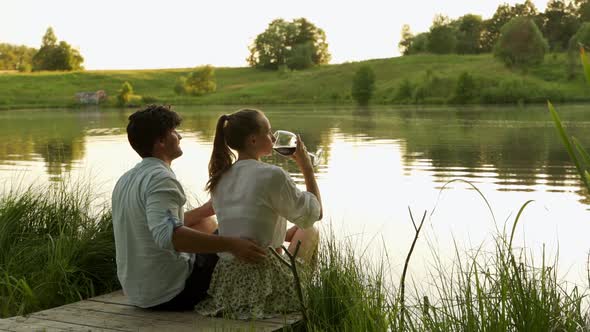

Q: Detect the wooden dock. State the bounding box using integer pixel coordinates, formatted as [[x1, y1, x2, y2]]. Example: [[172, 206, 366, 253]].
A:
[[0, 291, 302, 331]]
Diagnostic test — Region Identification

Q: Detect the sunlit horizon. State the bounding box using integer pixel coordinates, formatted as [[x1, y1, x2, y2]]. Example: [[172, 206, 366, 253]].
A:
[[2, 0, 547, 70]]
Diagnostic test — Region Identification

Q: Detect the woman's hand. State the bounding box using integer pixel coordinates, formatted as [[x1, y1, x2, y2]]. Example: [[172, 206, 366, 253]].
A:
[[292, 134, 313, 170]]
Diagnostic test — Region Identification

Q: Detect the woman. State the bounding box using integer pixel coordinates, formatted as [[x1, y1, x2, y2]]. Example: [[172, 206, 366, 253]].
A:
[[196, 108, 322, 319]]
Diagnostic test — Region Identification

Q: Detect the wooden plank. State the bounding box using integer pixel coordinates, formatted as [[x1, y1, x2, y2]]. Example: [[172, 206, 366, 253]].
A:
[[30, 304, 285, 332], [87, 291, 131, 306], [0, 315, 115, 331], [87, 291, 301, 327], [0, 290, 302, 331], [70, 300, 299, 327]]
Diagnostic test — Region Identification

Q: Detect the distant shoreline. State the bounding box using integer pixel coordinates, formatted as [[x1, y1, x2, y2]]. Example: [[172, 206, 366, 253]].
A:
[[1, 54, 588, 110]]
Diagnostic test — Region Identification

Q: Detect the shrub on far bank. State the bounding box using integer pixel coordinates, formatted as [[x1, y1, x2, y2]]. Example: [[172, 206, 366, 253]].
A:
[[450, 72, 477, 103], [351, 65, 375, 105], [395, 78, 415, 102], [117, 81, 133, 106], [494, 17, 549, 69], [116, 81, 142, 107], [174, 65, 217, 96]]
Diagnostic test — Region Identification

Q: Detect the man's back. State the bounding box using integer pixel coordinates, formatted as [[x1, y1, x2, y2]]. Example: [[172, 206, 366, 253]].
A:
[[112, 157, 193, 308]]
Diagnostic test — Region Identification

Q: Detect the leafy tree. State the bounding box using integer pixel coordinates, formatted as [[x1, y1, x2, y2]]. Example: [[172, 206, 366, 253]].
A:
[[0, 43, 37, 71], [427, 15, 457, 54], [481, 1, 539, 52], [174, 65, 216, 96], [406, 33, 429, 54], [286, 42, 314, 70], [248, 18, 330, 70], [351, 66, 376, 105], [399, 24, 414, 55], [32, 27, 84, 71], [541, 0, 580, 51], [456, 14, 483, 54], [569, 22, 590, 50], [494, 17, 548, 69], [577, 0, 590, 21], [117, 82, 133, 106]]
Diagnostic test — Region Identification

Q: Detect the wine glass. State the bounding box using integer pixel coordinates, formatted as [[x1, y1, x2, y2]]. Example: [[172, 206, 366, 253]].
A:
[[273, 130, 323, 167]]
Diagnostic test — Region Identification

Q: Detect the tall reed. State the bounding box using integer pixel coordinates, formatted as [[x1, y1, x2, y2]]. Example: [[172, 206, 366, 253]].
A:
[[304, 202, 589, 331], [0, 181, 118, 318], [548, 47, 590, 194]]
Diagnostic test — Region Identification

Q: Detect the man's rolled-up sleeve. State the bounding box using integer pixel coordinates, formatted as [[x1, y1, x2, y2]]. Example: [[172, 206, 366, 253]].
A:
[[270, 169, 321, 229], [145, 177, 185, 251]]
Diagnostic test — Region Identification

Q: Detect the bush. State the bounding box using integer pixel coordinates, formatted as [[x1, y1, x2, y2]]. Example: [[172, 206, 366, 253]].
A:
[[174, 77, 187, 95], [351, 66, 376, 105], [18, 63, 32, 73], [494, 17, 548, 69], [116, 81, 133, 106], [451, 72, 477, 103], [480, 78, 531, 104], [412, 85, 428, 103], [174, 66, 217, 96], [395, 79, 414, 102]]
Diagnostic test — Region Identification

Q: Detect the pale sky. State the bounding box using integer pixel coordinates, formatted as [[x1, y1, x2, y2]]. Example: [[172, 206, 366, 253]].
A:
[[1, 0, 547, 70]]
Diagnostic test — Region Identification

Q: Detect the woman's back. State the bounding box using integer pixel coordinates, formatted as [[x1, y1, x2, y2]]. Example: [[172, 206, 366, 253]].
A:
[[212, 159, 320, 256], [212, 159, 285, 251]]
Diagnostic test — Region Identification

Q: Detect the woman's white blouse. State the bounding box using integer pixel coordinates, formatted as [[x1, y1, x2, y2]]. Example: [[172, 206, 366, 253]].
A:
[[212, 159, 321, 258]]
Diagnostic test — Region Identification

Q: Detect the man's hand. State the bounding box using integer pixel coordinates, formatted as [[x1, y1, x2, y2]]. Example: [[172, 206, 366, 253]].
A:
[[229, 238, 267, 263]]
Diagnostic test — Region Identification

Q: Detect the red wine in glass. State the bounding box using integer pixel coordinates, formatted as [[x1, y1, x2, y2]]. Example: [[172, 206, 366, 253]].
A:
[[273, 130, 323, 166], [274, 147, 296, 156]]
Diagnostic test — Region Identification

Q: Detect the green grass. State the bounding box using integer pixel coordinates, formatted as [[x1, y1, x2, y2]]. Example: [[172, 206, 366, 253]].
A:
[[1, 53, 589, 109], [305, 211, 589, 331], [0, 180, 118, 318]]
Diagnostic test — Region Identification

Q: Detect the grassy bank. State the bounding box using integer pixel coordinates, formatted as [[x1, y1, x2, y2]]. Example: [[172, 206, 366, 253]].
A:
[[1, 53, 589, 110], [1, 183, 588, 331]]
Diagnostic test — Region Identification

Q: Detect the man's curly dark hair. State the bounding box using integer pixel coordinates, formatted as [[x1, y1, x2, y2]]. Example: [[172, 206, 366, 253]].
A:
[[126, 105, 182, 158]]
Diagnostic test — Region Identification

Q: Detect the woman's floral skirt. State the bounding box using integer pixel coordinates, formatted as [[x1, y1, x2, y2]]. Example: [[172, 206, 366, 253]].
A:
[[195, 253, 305, 320]]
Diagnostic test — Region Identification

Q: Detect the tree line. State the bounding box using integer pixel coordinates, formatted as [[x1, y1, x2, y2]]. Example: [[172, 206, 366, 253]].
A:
[[0, 27, 83, 72], [399, 0, 590, 56]]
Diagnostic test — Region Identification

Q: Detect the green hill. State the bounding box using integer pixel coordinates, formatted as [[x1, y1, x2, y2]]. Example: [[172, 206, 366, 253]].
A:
[[0, 53, 588, 109]]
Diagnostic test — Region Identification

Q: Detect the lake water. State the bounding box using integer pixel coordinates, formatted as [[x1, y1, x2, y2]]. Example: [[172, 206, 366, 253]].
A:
[[2, 105, 590, 289]]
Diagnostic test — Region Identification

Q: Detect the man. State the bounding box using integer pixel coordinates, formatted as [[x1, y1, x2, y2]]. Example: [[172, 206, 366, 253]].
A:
[[112, 105, 266, 311]]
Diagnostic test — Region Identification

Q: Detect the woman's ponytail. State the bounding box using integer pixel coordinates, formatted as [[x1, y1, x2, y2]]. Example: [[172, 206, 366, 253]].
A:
[[206, 114, 234, 193], [206, 109, 264, 193]]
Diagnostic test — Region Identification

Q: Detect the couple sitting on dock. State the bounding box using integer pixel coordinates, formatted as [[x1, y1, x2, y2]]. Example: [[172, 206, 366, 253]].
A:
[[111, 105, 322, 319]]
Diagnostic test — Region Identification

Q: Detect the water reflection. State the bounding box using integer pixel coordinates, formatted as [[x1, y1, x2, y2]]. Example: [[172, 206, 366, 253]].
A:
[[1, 105, 590, 285], [0, 105, 588, 195]]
